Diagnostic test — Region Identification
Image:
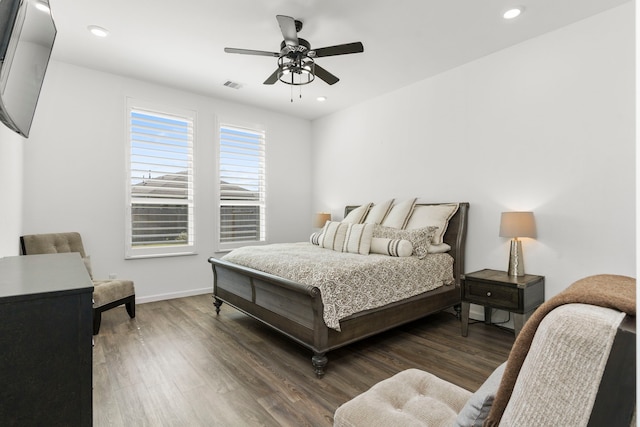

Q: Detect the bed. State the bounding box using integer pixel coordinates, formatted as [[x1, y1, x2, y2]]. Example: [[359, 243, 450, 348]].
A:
[[208, 202, 469, 377]]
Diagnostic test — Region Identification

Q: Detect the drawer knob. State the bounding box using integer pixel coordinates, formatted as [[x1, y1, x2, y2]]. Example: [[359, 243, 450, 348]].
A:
[[486, 291, 492, 297]]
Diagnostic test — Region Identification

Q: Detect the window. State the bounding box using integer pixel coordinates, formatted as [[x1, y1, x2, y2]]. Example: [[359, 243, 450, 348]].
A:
[[126, 100, 195, 258], [218, 124, 265, 249]]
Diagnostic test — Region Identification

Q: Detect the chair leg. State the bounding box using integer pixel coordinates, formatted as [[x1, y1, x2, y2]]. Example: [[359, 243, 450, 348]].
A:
[[93, 295, 135, 334], [93, 309, 101, 335], [125, 296, 135, 318]]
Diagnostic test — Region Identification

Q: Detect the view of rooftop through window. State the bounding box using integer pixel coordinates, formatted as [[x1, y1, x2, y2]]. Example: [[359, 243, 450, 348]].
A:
[[219, 125, 265, 246], [128, 107, 194, 251]]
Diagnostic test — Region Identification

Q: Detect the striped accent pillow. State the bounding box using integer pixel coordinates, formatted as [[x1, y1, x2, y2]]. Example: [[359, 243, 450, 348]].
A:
[[381, 198, 417, 229], [363, 199, 394, 224], [342, 223, 374, 255], [342, 203, 372, 224], [309, 232, 322, 245], [370, 238, 413, 257], [319, 221, 350, 251], [372, 225, 438, 259]]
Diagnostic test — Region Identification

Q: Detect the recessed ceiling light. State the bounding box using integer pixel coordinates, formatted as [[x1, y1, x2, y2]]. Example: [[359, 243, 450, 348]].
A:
[[35, 1, 50, 13], [503, 7, 524, 20], [316, 96, 327, 102], [88, 25, 109, 38]]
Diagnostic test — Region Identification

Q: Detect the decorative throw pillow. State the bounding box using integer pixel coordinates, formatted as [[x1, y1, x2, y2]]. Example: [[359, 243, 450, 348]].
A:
[[363, 199, 394, 224], [342, 203, 372, 224], [309, 232, 322, 245], [404, 203, 459, 245], [370, 237, 413, 257], [454, 362, 507, 427], [342, 223, 374, 255], [319, 221, 349, 251], [372, 225, 437, 259], [380, 198, 417, 229]]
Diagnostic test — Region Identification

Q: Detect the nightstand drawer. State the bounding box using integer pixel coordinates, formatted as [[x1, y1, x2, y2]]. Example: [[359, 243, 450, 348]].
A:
[[464, 280, 519, 310]]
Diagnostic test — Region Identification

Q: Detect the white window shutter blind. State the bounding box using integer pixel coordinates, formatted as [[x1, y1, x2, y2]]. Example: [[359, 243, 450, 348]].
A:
[[127, 104, 195, 257], [219, 125, 265, 247]]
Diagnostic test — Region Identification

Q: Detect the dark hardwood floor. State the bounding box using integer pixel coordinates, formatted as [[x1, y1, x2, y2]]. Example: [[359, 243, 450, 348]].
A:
[[93, 294, 514, 426]]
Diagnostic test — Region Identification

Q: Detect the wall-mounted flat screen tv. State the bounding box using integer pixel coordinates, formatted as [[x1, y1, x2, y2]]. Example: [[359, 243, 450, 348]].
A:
[[0, 0, 56, 138]]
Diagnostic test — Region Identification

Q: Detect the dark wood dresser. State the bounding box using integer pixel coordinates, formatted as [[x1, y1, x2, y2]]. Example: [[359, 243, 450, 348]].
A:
[[0, 253, 93, 426]]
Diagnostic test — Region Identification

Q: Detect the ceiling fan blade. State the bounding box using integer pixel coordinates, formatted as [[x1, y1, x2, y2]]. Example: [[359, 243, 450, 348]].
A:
[[224, 47, 279, 57], [312, 42, 364, 58], [313, 64, 339, 85], [263, 69, 280, 85], [276, 15, 299, 47]]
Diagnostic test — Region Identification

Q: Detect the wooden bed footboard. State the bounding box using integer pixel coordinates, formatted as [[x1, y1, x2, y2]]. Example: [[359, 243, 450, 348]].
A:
[[208, 202, 469, 377]]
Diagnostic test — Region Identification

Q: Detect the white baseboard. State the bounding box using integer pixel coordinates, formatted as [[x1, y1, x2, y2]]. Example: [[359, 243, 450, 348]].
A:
[[136, 287, 211, 304]]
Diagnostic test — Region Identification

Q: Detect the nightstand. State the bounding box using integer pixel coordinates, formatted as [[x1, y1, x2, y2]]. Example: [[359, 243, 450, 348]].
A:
[[461, 269, 545, 337]]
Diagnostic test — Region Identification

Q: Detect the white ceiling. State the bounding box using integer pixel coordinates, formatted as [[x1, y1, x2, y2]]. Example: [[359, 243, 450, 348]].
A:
[[48, 0, 630, 121]]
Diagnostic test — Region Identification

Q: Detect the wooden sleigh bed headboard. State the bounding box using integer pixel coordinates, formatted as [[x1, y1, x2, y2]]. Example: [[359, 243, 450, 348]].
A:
[[209, 202, 469, 377]]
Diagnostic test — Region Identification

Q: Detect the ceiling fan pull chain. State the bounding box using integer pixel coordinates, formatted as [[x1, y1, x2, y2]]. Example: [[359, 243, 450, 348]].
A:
[[290, 83, 293, 103]]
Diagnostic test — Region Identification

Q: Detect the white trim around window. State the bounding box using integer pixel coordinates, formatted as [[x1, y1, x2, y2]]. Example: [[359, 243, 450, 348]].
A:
[[125, 98, 196, 259], [217, 122, 266, 252]]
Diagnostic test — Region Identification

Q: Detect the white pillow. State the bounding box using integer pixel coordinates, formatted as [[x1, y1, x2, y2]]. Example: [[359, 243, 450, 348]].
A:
[[370, 238, 413, 257], [343, 223, 374, 255], [405, 203, 459, 245], [319, 221, 349, 251], [381, 198, 417, 229], [428, 243, 452, 254], [342, 203, 372, 224], [363, 199, 394, 224]]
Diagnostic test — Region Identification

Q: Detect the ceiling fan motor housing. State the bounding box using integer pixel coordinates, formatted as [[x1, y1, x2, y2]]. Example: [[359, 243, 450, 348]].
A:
[[280, 38, 311, 57]]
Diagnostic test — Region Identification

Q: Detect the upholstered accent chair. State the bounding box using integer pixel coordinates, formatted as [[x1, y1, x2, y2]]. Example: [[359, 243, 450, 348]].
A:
[[20, 232, 135, 335], [334, 275, 635, 427]]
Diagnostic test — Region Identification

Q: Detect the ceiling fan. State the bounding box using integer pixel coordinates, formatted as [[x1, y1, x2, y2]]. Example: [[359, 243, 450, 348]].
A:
[[224, 15, 364, 86]]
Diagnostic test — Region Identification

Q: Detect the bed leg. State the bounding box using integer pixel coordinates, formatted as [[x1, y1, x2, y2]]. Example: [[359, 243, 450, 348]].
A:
[[454, 304, 461, 320], [213, 297, 223, 315], [312, 353, 328, 378]]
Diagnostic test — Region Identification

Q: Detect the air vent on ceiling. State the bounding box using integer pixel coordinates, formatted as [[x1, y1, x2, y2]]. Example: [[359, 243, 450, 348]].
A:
[[223, 81, 242, 89]]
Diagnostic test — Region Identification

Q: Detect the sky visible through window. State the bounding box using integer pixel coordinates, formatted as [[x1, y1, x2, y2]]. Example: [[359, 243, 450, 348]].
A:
[[130, 111, 191, 189], [220, 126, 264, 198]]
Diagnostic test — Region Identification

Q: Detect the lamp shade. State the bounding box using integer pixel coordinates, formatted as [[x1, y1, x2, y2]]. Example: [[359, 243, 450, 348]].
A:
[[313, 212, 331, 228], [499, 212, 536, 238]]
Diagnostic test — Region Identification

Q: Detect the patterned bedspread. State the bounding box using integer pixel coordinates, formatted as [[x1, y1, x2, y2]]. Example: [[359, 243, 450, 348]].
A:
[[222, 242, 454, 331]]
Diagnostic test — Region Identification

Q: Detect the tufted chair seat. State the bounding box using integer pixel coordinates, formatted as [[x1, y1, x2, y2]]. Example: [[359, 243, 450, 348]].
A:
[[334, 368, 474, 427], [20, 232, 135, 335]]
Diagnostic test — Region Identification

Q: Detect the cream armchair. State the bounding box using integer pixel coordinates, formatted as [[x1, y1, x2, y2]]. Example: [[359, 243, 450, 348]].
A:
[[334, 275, 635, 427], [20, 232, 135, 335]]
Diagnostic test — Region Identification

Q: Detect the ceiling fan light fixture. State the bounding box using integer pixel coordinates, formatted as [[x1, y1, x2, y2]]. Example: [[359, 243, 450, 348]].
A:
[[277, 56, 315, 85]]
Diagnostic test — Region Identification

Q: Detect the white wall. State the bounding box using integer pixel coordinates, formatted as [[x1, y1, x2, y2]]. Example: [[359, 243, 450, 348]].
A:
[[311, 4, 635, 310], [20, 61, 312, 302], [0, 125, 24, 257]]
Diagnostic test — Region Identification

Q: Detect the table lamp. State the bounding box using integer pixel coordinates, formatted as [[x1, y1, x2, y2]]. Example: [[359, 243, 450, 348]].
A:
[[499, 211, 536, 277], [313, 212, 331, 229]]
